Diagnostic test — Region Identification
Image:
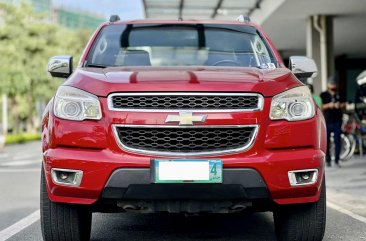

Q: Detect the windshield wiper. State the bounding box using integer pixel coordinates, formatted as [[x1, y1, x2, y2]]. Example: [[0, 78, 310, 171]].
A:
[[86, 64, 108, 68]]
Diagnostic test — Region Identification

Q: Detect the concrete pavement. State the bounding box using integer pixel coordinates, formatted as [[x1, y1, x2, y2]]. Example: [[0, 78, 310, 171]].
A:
[[0, 141, 41, 233], [326, 156, 366, 218]]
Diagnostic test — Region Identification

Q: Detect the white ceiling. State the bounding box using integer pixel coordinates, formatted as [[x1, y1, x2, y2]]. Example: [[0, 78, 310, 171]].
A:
[[141, 0, 366, 58], [142, 0, 260, 20], [251, 0, 366, 58]]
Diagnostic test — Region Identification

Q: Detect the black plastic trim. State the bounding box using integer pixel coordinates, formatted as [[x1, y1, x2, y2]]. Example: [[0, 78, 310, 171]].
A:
[[102, 168, 268, 200]]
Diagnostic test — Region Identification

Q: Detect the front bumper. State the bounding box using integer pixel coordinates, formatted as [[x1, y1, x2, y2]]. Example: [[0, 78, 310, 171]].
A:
[[102, 168, 268, 200], [43, 147, 325, 206]]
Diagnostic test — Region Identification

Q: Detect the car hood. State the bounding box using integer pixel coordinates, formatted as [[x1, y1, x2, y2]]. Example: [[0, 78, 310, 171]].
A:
[[64, 67, 302, 97]]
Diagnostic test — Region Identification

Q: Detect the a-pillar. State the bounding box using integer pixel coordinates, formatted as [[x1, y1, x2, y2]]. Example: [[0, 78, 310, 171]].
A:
[[306, 15, 335, 95]]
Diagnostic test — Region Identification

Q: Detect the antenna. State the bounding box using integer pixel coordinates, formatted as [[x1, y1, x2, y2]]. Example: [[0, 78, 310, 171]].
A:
[[109, 15, 121, 23], [236, 15, 251, 23]]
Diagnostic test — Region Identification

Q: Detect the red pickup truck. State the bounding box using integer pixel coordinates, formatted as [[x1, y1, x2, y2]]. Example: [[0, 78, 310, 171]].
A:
[[41, 16, 327, 241]]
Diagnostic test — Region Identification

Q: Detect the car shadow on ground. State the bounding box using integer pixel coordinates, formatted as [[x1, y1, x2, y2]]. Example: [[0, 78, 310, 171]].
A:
[[91, 212, 277, 241]]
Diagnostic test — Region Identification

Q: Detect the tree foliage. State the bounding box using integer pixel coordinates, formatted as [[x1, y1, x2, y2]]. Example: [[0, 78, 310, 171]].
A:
[[0, 2, 92, 133]]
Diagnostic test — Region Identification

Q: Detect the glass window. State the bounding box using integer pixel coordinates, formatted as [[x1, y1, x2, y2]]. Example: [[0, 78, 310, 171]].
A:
[[86, 24, 277, 68]]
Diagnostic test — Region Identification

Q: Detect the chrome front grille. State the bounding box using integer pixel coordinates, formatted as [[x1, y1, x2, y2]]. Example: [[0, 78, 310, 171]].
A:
[[108, 93, 263, 112], [113, 125, 258, 156]]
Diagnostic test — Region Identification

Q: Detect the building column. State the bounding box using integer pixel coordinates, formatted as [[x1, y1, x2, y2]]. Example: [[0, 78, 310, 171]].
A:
[[306, 15, 335, 95]]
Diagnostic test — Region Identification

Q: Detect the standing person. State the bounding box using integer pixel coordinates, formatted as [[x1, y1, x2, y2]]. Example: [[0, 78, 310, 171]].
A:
[[320, 78, 345, 167]]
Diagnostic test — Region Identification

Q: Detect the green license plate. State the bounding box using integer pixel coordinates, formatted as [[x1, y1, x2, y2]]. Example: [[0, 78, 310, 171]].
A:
[[152, 159, 222, 183]]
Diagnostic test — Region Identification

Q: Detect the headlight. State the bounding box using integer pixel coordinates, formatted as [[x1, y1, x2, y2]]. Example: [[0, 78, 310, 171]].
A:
[[53, 86, 102, 121], [270, 86, 315, 121]]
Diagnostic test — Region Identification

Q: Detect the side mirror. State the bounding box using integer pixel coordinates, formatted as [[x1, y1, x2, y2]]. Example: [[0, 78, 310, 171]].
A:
[[48, 56, 73, 78], [289, 56, 318, 79]]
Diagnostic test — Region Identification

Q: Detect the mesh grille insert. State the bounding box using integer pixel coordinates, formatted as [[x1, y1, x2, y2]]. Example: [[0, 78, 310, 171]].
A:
[[115, 126, 256, 154], [111, 94, 260, 110]]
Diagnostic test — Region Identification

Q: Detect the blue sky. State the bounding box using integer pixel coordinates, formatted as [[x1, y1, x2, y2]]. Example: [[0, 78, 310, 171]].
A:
[[53, 0, 144, 20]]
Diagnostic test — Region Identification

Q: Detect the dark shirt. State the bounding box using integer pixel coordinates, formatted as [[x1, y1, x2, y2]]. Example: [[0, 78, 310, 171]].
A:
[[320, 91, 343, 123]]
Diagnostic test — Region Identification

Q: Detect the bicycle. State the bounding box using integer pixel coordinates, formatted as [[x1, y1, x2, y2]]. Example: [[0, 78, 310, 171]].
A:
[[329, 114, 356, 162]]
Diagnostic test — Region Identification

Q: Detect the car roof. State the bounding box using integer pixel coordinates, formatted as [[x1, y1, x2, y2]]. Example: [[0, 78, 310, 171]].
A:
[[102, 19, 258, 28]]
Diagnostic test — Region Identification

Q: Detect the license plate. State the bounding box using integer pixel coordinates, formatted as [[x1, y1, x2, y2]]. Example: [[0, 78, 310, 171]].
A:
[[152, 159, 222, 183]]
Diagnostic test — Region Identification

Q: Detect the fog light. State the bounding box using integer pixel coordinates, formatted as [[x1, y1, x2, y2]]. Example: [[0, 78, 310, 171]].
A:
[[301, 173, 310, 180], [288, 169, 318, 186], [51, 168, 83, 186], [60, 172, 69, 180]]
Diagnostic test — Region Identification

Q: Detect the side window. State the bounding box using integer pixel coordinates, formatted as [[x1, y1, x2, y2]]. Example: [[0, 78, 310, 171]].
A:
[[251, 36, 272, 68], [91, 36, 108, 64], [87, 25, 126, 66]]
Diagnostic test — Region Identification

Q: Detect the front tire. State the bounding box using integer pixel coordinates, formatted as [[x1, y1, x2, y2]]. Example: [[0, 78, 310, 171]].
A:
[[273, 178, 326, 241], [40, 167, 92, 241]]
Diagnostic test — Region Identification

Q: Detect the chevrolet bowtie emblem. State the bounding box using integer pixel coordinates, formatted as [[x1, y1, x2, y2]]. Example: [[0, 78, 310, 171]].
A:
[[165, 112, 207, 126]]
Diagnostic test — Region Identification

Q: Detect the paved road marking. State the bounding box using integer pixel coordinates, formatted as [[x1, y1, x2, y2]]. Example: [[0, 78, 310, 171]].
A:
[[0, 203, 364, 241], [0, 160, 40, 167], [327, 201, 366, 224], [0, 201, 366, 241], [0, 153, 9, 159], [13, 154, 38, 161], [0, 169, 40, 173], [0, 210, 40, 241]]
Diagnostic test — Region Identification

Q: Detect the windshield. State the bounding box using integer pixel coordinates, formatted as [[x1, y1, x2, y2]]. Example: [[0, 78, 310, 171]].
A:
[[86, 24, 277, 68]]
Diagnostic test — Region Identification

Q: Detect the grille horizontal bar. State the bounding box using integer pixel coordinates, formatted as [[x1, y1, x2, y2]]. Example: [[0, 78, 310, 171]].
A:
[[113, 125, 258, 156], [108, 93, 263, 112]]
